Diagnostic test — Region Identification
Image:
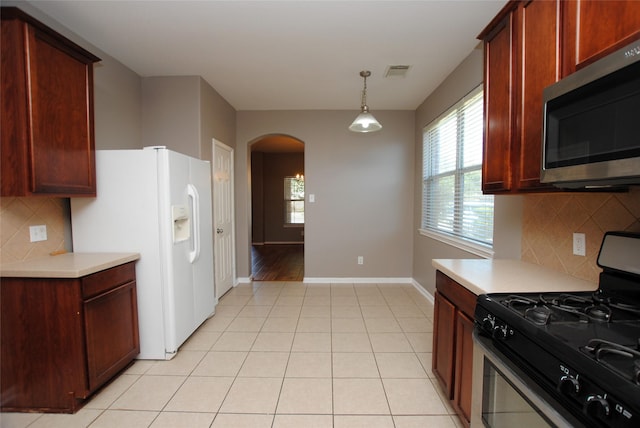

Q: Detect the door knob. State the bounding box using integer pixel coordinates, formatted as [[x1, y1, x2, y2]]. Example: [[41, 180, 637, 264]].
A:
[[216, 228, 223, 234]]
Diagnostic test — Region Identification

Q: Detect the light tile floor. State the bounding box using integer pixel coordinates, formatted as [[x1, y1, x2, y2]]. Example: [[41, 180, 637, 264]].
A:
[[1, 281, 463, 428]]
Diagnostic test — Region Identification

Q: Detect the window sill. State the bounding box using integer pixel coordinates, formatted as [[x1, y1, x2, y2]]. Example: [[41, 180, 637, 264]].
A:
[[419, 229, 494, 259], [284, 224, 304, 228]]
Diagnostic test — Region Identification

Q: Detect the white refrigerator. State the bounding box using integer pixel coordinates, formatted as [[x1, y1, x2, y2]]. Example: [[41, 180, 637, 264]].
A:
[[71, 147, 216, 360]]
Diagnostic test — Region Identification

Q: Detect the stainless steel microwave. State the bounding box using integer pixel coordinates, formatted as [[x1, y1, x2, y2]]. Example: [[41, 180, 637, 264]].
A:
[[541, 39, 640, 188]]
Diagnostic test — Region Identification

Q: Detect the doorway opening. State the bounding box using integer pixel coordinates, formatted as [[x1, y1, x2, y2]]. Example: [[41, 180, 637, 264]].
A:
[[250, 135, 305, 281]]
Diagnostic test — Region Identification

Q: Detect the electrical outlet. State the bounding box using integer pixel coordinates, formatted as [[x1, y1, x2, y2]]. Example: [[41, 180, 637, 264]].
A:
[[29, 225, 47, 242], [357, 256, 364, 265], [573, 233, 586, 256]]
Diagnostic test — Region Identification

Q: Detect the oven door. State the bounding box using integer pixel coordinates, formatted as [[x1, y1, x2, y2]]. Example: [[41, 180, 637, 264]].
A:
[[471, 330, 582, 428]]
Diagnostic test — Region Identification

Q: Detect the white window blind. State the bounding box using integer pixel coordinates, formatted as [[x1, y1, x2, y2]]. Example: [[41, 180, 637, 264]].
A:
[[421, 86, 494, 248], [284, 176, 305, 224]]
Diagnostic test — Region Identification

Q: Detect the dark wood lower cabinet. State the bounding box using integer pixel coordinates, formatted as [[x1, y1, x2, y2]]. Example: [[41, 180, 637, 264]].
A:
[[454, 311, 475, 423], [1, 262, 139, 413], [433, 270, 477, 428], [433, 291, 456, 398]]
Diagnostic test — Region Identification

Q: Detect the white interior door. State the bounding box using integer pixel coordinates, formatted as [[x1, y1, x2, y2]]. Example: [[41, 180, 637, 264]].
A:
[[212, 139, 235, 298]]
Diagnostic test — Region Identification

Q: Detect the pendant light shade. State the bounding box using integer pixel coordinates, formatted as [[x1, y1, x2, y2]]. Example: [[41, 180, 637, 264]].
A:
[[349, 70, 382, 133]]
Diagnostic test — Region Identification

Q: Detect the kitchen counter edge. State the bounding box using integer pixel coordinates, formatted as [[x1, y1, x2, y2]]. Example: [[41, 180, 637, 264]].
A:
[[0, 252, 140, 278], [432, 258, 598, 296]]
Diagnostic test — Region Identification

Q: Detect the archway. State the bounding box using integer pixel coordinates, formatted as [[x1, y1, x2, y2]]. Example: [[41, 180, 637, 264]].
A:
[[249, 134, 305, 281]]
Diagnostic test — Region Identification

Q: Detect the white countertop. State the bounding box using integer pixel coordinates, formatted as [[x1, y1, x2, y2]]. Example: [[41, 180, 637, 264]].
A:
[[432, 258, 598, 296], [0, 252, 140, 278]]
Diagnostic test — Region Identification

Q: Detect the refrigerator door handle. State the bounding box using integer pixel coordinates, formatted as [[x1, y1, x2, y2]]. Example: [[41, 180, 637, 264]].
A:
[[187, 184, 200, 263]]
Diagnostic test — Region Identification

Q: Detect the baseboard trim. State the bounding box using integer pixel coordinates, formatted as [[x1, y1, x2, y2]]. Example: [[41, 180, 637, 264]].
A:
[[235, 276, 435, 305], [302, 277, 413, 284], [264, 241, 304, 245], [411, 278, 435, 304]]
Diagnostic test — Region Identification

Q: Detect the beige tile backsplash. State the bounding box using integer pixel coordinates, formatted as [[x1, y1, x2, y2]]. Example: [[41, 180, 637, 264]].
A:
[[521, 187, 640, 284], [0, 197, 67, 263]]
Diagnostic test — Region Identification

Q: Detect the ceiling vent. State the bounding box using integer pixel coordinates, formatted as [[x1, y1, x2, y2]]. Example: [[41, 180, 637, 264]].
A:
[[384, 65, 411, 78]]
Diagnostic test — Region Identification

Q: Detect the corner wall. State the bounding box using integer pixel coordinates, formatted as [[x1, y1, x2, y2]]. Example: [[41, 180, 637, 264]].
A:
[[0, 1, 143, 262], [412, 47, 523, 296]]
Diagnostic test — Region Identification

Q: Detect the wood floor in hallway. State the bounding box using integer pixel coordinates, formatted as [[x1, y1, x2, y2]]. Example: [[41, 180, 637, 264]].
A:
[[251, 244, 304, 281]]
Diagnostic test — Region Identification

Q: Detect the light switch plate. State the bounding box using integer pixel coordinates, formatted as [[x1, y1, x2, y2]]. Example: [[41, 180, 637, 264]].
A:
[[573, 233, 586, 256], [29, 225, 47, 242]]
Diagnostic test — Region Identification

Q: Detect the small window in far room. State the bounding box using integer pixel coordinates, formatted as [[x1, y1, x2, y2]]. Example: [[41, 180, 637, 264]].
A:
[[284, 175, 304, 225]]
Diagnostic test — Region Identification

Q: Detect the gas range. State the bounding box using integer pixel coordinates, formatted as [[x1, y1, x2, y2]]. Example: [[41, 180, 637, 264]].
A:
[[475, 232, 640, 428]]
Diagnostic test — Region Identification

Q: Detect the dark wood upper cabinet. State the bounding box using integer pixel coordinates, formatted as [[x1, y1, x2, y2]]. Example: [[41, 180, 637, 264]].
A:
[[479, 0, 561, 194], [479, 0, 640, 195], [1, 7, 100, 197], [481, 12, 515, 193], [562, 0, 640, 75]]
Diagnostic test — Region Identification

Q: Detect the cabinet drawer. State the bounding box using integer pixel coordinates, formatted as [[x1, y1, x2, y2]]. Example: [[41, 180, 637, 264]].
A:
[[82, 262, 136, 299], [436, 270, 477, 318]]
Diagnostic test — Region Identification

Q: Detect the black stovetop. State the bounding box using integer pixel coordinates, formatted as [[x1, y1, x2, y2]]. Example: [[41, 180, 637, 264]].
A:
[[474, 232, 640, 427], [483, 289, 640, 386]]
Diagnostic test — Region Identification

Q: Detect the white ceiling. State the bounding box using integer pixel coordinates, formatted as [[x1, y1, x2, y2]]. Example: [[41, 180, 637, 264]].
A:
[[23, 0, 505, 111]]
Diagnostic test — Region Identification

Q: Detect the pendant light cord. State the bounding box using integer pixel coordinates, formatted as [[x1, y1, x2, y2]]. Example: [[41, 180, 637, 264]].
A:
[[360, 70, 371, 111]]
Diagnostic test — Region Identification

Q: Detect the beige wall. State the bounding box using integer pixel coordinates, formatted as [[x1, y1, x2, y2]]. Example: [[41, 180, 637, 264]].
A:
[[93, 57, 143, 150], [142, 76, 236, 159], [142, 76, 202, 158], [412, 47, 524, 295], [200, 77, 237, 155], [236, 110, 415, 279]]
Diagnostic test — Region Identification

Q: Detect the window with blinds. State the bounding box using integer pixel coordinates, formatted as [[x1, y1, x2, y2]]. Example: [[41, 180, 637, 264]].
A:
[[284, 176, 305, 224], [421, 86, 494, 250]]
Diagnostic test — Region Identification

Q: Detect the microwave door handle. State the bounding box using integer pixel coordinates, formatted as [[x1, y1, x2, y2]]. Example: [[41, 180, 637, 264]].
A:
[[187, 184, 200, 263]]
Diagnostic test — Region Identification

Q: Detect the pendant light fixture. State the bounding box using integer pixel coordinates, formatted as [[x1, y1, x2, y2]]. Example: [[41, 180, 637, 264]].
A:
[[349, 70, 382, 133]]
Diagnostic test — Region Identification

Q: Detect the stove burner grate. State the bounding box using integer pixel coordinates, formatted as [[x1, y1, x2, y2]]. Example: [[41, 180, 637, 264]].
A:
[[593, 290, 640, 316], [524, 305, 552, 325], [502, 292, 640, 324], [584, 304, 612, 322], [583, 339, 640, 385]]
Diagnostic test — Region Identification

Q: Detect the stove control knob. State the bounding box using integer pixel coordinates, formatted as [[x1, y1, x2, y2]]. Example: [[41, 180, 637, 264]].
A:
[[482, 317, 495, 332], [558, 375, 580, 396], [584, 395, 610, 419], [492, 325, 510, 340]]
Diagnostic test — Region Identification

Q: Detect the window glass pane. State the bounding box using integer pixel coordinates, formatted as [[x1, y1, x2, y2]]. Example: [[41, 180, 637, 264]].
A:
[[421, 85, 493, 247], [462, 170, 494, 245], [424, 175, 455, 233], [462, 92, 484, 168], [284, 177, 305, 201], [286, 200, 305, 224], [284, 176, 304, 224], [427, 113, 458, 175]]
